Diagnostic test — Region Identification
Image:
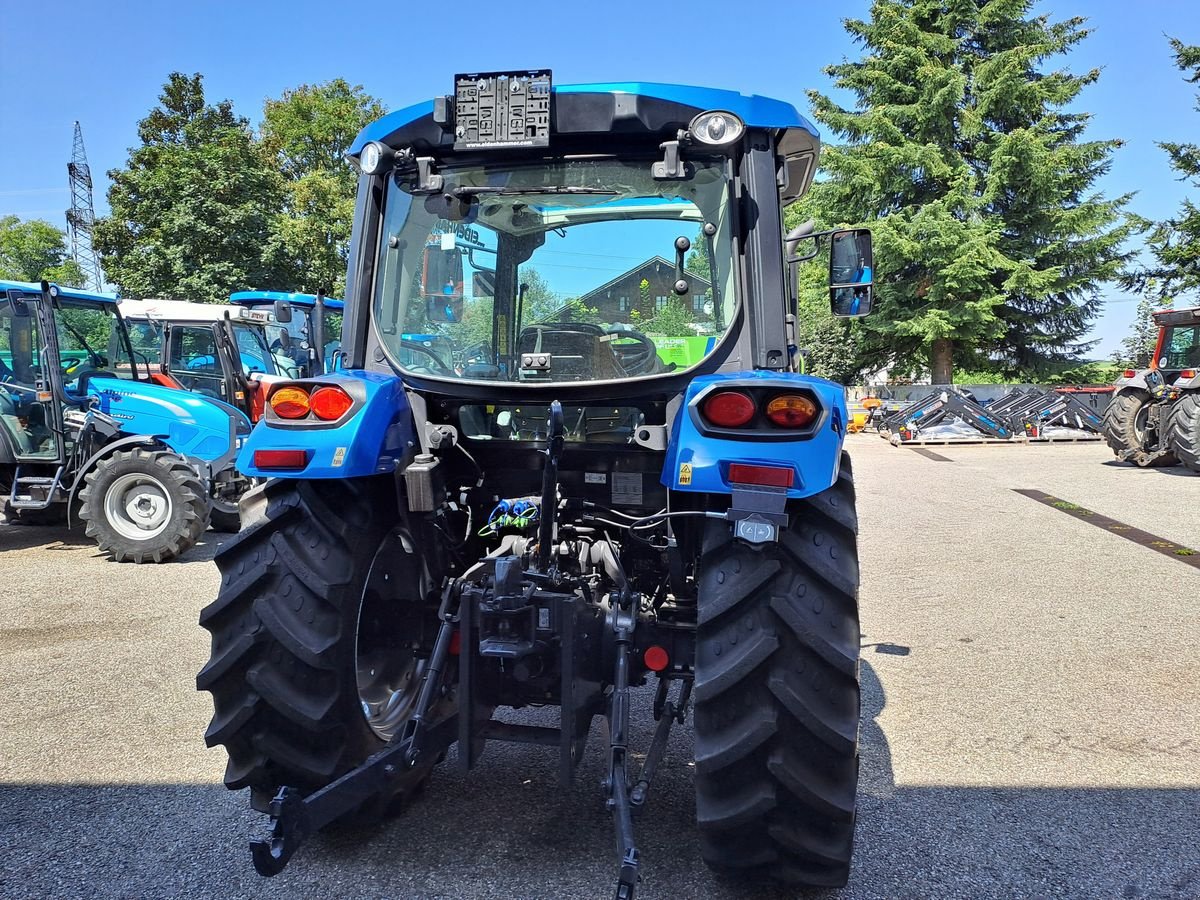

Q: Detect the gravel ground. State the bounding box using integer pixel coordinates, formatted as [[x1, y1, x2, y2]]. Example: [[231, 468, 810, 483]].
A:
[[1, 435, 1197, 899]]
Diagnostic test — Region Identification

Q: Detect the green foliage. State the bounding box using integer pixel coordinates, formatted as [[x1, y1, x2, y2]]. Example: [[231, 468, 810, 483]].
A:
[[260, 80, 386, 296], [642, 297, 694, 337], [791, 250, 864, 383], [1126, 39, 1200, 307], [0, 216, 85, 286], [951, 369, 1009, 385], [799, 0, 1134, 383], [1115, 290, 1172, 367], [95, 73, 286, 300]]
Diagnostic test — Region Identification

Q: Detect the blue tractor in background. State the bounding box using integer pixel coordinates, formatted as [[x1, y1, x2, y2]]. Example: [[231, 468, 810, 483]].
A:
[[0, 280, 250, 561], [229, 290, 345, 376], [199, 74, 874, 896]]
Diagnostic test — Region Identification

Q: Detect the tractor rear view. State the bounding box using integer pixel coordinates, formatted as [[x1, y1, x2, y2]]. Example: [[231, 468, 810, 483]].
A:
[[1104, 306, 1200, 468], [199, 73, 873, 896]]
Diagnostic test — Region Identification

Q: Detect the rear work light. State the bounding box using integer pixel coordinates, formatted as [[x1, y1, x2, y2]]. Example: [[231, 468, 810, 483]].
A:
[[728, 463, 794, 488], [765, 394, 819, 428], [701, 390, 756, 428], [253, 449, 309, 470], [270, 386, 311, 419], [309, 386, 353, 420]]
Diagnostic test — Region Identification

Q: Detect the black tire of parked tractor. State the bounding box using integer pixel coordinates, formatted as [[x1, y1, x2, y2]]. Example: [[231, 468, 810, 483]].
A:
[[78, 447, 210, 563], [1166, 392, 1200, 473], [1101, 389, 1177, 467], [198, 476, 444, 821], [208, 498, 241, 533], [693, 451, 861, 888]]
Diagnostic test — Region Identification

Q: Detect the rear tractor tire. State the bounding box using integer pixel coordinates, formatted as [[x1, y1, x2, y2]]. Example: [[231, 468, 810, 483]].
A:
[[693, 452, 861, 887], [198, 477, 446, 820], [1166, 392, 1200, 473], [208, 497, 242, 533], [78, 447, 210, 563], [1101, 390, 1177, 467]]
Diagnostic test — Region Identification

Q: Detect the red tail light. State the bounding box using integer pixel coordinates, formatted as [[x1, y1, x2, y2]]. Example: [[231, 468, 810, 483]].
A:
[[643, 645, 669, 672], [765, 394, 819, 428], [1182, 369, 1197, 379], [253, 449, 309, 470], [728, 463, 794, 488], [270, 386, 310, 419], [310, 386, 354, 420], [701, 391, 756, 428], [1123, 370, 1136, 379]]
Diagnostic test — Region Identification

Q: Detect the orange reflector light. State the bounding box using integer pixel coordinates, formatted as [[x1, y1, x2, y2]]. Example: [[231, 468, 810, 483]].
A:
[[270, 386, 310, 419], [253, 449, 309, 470], [701, 390, 756, 428], [1182, 369, 1197, 379], [728, 463, 794, 488], [643, 645, 669, 672], [310, 386, 354, 421], [765, 394, 818, 428], [1123, 370, 1136, 379]]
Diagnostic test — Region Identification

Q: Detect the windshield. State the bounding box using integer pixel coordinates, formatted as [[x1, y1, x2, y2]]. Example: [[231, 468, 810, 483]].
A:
[[1161, 324, 1200, 369], [372, 157, 736, 384]]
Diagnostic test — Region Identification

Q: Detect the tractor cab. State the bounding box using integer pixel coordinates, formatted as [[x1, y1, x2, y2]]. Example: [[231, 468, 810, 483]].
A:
[[1151, 306, 1200, 385], [118, 298, 298, 422], [229, 290, 345, 377], [1, 281, 249, 557]]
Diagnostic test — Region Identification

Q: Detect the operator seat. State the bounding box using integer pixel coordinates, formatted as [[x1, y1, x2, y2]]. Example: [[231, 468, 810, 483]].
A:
[[516, 323, 626, 381]]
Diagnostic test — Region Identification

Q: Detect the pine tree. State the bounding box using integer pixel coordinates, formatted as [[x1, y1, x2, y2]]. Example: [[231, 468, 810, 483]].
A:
[[800, 0, 1134, 382]]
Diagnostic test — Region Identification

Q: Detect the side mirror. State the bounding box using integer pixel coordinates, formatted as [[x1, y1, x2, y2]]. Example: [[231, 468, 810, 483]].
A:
[[5, 289, 30, 317], [422, 240, 466, 324], [273, 300, 294, 324], [829, 228, 874, 318]]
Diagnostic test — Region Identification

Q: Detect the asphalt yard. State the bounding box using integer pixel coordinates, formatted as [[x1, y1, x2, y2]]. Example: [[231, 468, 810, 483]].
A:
[[1, 434, 1197, 899]]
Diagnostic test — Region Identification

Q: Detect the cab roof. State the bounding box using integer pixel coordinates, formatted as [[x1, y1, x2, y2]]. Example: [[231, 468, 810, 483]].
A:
[[229, 290, 345, 311], [119, 298, 270, 324], [349, 82, 818, 156], [0, 279, 119, 305]]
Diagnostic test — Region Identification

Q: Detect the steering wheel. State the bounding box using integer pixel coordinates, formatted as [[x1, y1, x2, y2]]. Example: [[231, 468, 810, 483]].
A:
[[400, 339, 455, 376], [605, 326, 660, 375]]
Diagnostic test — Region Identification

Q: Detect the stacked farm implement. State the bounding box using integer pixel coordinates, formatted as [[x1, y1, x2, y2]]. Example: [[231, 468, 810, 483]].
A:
[[876, 386, 1109, 445]]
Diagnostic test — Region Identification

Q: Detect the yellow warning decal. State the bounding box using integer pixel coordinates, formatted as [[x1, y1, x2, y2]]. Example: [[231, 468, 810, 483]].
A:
[[678, 462, 693, 486]]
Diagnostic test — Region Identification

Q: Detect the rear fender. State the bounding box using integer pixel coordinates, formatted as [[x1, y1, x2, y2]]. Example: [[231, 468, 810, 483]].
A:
[[1113, 370, 1152, 392], [236, 370, 415, 478], [1171, 372, 1200, 391], [661, 371, 846, 499]]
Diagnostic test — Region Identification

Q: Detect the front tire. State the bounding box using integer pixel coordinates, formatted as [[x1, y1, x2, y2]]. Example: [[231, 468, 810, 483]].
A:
[[78, 447, 210, 562], [1166, 392, 1200, 473], [198, 477, 443, 817], [693, 452, 860, 887]]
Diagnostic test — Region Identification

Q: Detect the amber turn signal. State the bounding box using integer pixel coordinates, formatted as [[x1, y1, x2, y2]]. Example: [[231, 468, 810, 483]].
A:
[[270, 386, 311, 419], [765, 394, 818, 428]]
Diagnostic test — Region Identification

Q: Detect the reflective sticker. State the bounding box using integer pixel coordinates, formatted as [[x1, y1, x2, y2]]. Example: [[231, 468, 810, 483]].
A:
[[585, 472, 607, 484], [332, 447, 347, 466], [678, 462, 693, 486]]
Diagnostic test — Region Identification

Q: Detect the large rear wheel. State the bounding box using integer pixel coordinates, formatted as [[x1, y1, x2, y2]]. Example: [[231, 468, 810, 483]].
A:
[[1102, 389, 1177, 467], [78, 447, 209, 562], [1166, 392, 1200, 473], [197, 477, 445, 817], [693, 452, 860, 887]]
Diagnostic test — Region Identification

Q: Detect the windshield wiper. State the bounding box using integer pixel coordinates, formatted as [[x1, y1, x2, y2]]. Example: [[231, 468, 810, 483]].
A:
[[450, 186, 617, 197]]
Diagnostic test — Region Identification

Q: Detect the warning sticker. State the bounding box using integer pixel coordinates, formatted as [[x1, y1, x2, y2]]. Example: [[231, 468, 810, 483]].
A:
[[678, 463, 693, 486], [332, 447, 347, 467], [611, 472, 643, 506], [584, 472, 607, 484]]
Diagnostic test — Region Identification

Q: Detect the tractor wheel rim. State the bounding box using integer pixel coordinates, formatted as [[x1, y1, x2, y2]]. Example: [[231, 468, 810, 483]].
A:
[[104, 472, 173, 541], [355, 530, 425, 742], [1134, 405, 1148, 445]]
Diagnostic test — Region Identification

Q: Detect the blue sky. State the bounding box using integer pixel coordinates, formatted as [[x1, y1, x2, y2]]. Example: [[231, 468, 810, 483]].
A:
[[1, 0, 1197, 357]]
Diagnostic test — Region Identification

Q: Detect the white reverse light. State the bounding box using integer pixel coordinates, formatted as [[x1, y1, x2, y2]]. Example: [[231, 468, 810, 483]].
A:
[[359, 141, 391, 175], [689, 110, 745, 148]]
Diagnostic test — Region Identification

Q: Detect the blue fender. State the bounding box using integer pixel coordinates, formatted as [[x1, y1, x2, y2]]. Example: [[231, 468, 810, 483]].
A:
[[236, 370, 415, 478], [85, 377, 250, 469], [661, 371, 847, 499]]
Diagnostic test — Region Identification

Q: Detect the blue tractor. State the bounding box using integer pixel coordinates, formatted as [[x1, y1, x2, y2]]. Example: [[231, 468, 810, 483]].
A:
[[229, 290, 345, 376], [0, 280, 250, 561], [199, 74, 874, 896]]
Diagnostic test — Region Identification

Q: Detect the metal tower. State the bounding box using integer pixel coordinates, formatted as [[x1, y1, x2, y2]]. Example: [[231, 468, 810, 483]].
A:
[[66, 121, 103, 290]]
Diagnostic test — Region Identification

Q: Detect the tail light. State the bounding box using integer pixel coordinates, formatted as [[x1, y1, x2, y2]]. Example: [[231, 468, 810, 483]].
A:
[[728, 463, 794, 488], [765, 394, 818, 428], [270, 386, 311, 419], [701, 390, 756, 428], [1123, 370, 1136, 379], [253, 449, 309, 470], [1182, 369, 1197, 379], [310, 386, 353, 420]]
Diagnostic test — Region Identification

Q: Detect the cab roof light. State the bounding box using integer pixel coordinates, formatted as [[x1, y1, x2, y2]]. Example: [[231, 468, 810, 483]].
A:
[[728, 463, 794, 488], [253, 449, 309, 470], [270, 386, 311, 419]]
